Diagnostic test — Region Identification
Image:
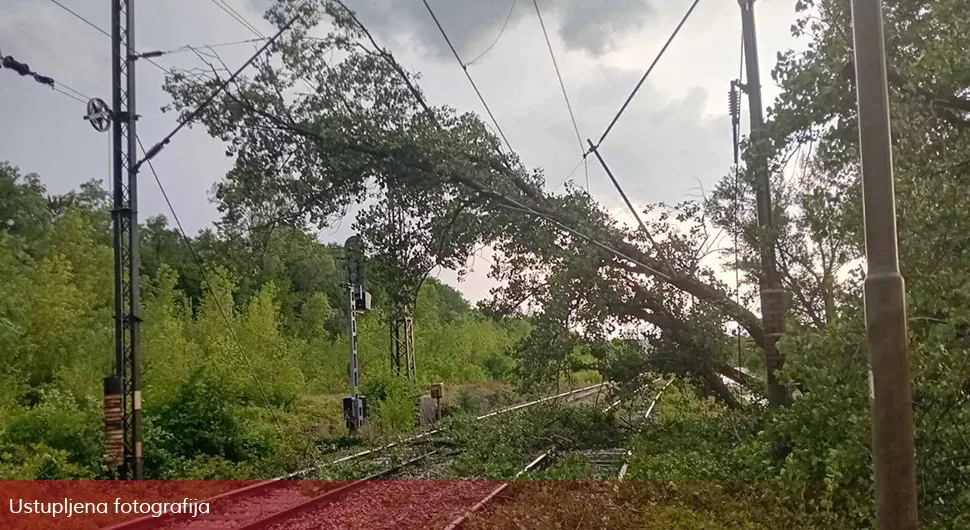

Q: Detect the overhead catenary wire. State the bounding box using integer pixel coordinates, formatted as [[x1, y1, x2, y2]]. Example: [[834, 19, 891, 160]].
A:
[[421, 0, 514, 155], [44, 0, 173, 75], [531, 0, 588, 190], [465, 0, 517, 67], [317, 4, 675, 285], [497, 202, 671, 282], [136, 136, 283, 430], [136, 9, 304, 170], [588, 0, 703, 155], [208, 0, 266, 38]]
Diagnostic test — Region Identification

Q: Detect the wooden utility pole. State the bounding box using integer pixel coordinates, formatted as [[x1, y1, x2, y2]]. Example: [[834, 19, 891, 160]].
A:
[[738, 0, 787, 407], [849, 0, 919, 527]]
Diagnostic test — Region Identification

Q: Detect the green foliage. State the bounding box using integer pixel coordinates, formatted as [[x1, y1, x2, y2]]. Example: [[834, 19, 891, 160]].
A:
[[627, 382, 769, 482], [446, 403, 621, 479], [0, 163, 526, 479], [360, 374, 419, 432], [0, 389, 104, 479]]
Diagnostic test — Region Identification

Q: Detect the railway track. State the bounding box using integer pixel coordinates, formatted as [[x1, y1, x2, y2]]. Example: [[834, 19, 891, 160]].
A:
[[442, 378, 674, 528], [103, 383, 606, 530]]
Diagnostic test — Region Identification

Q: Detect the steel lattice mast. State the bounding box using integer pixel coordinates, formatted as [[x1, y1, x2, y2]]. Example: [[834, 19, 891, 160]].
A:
[[106, 0, 143, 479]]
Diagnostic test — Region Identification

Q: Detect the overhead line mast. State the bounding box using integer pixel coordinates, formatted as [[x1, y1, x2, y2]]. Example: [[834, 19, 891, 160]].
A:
[[104, 0, 143, 479], [737, 0, 787, 409]]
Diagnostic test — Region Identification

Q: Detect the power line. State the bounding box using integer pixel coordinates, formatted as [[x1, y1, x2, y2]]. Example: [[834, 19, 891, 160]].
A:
[[465, 0, 517, 67], [136, 10, 304, 170], [589, 0, 702, 154], [497, 202, 671, 281], [421, 0, 514, 155], [136, 135, 283, 430], [52, 86, 87, 104], [44, 0, 172, 75], [550, 157, 586, 193], [134, 38, 268, 60], [47, 0, 109, 38], [531, 0, 587, 190], [1, 47, 92, 104], [208, 0, 266, 38]]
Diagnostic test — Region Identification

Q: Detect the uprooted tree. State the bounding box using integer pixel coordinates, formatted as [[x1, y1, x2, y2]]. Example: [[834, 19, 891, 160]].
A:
[[156, 0, 970, 523], [159, 0, 968, 413], [161, 0, 771, 406]]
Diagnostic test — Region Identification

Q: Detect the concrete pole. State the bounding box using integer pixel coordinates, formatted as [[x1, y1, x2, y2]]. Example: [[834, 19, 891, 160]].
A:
[[738, 0, 787, 408], [849, 0, 919, 527]]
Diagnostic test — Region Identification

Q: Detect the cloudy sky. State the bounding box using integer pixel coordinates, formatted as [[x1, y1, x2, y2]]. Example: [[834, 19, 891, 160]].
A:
[[1, 0, 805, 303]]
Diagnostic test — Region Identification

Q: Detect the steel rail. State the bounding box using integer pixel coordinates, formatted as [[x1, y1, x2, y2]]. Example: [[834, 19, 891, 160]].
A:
[[443, 385, 622, 528], [105, 382, 606, 530], [617, 377, 675, 480], [442, 452, 552, 530], [235, 451, 438, 530]]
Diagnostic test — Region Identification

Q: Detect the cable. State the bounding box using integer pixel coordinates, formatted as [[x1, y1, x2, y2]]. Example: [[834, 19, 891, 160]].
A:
[[1, 48, 92, 104], [421, 0, 514, 155], [44, 0, 173, 75], [531, 0, 588, 190], [589, 0, 702, 154], [208, 0, 266, 38], [135, 38, 268, 60], [136, 135, 283, 430], [464, 0, 516, 67], [493, 200, 671, 281], [46, 0, 109, 38], [52, 86, 87, 104], [550, 157, 587, 193], [136, 9, 304, 170]]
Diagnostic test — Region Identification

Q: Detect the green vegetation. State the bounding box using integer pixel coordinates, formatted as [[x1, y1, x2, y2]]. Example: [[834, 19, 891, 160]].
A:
[[0, 162, 528, 479], [6, 0, 970, 527]]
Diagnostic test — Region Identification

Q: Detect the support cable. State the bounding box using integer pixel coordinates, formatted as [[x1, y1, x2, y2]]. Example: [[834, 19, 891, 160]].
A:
[[133, 38, 267, 60], [421, 0, 514, 154], [136, 10, 304, 169], [587, 0, 702, 155], [136, 136, 283, 430], [1, 47, 89, 103], [531, 0, 588, 190]]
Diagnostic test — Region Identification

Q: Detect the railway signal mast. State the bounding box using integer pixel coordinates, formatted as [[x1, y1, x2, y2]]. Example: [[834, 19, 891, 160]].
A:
[[849, 0, 918, 528], [344, 236, 371, 434]]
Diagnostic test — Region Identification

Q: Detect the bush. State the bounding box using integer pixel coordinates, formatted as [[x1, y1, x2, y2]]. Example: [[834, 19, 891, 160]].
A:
[[147, 369, 276, 469], [360, 374, 419, 432], [0, 388, 104, 478]]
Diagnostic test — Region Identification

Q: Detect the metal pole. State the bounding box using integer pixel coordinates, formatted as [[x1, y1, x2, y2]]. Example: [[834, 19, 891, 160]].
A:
[[110, 0, 142, 479], [348, 284, 361, 434], [849, 0, 918, 527], [738, 0, 787, 408]]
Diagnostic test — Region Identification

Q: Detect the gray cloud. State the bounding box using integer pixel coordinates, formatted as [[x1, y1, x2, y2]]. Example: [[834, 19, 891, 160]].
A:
[[246, 0, 656, 59], [3, 0, 801, 302]]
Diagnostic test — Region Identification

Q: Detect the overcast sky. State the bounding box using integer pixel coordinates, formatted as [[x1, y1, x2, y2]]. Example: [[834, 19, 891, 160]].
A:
[[1, 0, 805, 303]]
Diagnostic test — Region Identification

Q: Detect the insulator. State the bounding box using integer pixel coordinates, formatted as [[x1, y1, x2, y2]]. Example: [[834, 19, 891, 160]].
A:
[[729, 82, 741, 123]]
